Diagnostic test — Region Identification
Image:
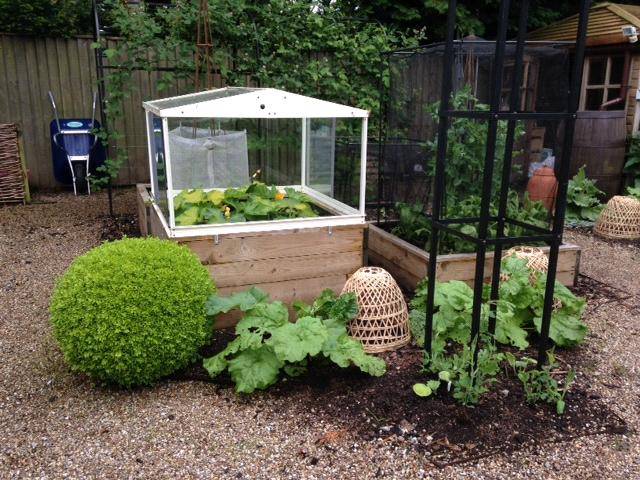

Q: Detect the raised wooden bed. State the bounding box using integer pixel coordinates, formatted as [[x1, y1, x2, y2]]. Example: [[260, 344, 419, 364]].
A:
[[137, 185, 365, 327], [367, 223, 580, 291]]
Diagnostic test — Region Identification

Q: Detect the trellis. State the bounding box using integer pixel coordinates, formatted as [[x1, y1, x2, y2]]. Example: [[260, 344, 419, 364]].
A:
[[419, 0, 591, 365]]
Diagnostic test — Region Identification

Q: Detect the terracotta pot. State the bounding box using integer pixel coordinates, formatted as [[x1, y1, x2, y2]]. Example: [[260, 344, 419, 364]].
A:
[[526, 166, 558, 211]]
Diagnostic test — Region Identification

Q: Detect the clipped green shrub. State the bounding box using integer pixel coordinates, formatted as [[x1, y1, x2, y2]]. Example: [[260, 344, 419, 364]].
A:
[[50, 237, 215, 387]]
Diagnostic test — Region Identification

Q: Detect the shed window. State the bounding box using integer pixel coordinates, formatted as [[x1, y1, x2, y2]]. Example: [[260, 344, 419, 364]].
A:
[[580, 55, 627, 111]]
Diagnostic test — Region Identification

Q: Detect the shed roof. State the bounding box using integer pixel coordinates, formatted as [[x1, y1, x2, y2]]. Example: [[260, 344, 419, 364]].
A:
[[529, 3, 640, 46], [143, 87, 369, 118]]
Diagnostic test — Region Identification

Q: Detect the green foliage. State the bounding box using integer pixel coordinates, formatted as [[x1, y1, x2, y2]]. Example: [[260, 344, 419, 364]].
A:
[[49, 238, 215, 387], [627, 184, 640, 201], [505, 351, 576, 414], [566, 166, 604, 224], [414, 339, 504, 406], [423, 87, 526, 204], [393, 191, 548, 254], [0, 0, 92, 37], [332, 0, 583, 42], [409, 256, 587, 353], [203, 288, 386, 393], [624, 135, 640, 187], [173, 182, 318, 226], [92, 0, 422, 189]]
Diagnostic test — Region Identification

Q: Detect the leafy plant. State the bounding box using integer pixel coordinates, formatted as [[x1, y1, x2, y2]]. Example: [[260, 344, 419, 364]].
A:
[[505, 351, 576, 414], [566, 166, 604, 224], [393, 191, 549, 254], [424, 87, 526, 204], [624, 135, 640, 187], [413, 339, 504, 406], [626, 183, 640, 201], [50, 238, 215, 387], [173, 182, 319, 226], [408, 256, 587, 353], [203, 288, 386, 393]]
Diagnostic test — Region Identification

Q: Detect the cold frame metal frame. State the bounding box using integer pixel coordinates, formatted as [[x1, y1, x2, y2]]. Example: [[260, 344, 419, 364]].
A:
[[142, 88, 370, 238], [419, 0, 592, 365]]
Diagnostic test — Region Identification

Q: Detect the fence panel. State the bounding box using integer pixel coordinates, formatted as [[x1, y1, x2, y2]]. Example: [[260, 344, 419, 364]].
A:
[[0, 34, 215, 189]]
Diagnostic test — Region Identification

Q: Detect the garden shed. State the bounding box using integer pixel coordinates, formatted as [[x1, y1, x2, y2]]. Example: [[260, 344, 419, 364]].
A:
[[139, 87, 369, 320], [529, 2, 640, 196]]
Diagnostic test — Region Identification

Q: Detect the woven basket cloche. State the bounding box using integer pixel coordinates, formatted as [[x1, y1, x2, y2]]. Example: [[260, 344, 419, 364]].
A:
[[341, 267, 410, 353], [594, 195, 640, 240]]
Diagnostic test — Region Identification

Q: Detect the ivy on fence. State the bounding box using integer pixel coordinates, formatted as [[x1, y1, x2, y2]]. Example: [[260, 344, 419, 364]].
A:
[[93, 0, 422, 196]]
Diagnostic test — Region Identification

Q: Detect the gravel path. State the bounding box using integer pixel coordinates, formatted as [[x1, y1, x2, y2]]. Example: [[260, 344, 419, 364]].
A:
[[1, 191, 639, 479]]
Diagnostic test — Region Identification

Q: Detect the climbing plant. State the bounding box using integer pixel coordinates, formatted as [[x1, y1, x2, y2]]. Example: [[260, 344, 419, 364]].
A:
[[92, 0, 422, 199]]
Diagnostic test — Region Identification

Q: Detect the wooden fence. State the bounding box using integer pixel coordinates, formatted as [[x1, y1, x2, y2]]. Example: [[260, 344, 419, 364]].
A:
[[0, 34, 214, 189]]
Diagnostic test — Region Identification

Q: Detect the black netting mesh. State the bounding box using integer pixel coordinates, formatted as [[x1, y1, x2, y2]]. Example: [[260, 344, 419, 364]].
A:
[[377, 40, 572, 221]]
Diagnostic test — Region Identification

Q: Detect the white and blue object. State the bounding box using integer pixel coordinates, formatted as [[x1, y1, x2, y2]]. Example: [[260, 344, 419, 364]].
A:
[[49, 91, 105, 195]]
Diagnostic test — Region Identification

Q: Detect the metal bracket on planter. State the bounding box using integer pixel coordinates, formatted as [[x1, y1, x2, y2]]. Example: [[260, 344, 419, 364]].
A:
[[214, 234, 220, 245], [328, 226, 333, 236]]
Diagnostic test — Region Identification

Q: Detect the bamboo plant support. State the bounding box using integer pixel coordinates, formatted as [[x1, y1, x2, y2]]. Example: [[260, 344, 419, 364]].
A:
[[341, 266, 411, 353]]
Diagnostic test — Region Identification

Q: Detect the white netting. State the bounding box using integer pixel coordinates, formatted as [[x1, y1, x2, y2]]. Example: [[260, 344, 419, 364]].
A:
[[306, 121, 335, 197], [168, 126, 249, 189]]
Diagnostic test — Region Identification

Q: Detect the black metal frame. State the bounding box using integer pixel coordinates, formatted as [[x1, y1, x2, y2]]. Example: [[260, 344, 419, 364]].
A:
[[416, 0, 592, 365]]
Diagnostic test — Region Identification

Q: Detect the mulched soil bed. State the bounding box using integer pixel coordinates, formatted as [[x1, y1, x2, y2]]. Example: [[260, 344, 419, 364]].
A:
[[100, 213, 140, 241], [180, 320, 628, 469]]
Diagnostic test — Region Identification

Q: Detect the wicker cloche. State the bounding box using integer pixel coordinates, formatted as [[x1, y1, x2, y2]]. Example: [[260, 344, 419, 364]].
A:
[[341, 267, 410, 353], [594, 195, 640, 240], [502, 245, 549, 282]]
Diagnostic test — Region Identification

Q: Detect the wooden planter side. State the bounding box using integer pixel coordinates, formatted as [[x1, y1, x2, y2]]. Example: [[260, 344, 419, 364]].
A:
[[367, 223, 581, 292], [136, 184, 152, 237], [139, 185, 365, 328]]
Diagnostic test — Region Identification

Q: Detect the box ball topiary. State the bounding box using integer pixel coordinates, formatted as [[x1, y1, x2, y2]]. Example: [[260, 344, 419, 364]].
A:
[[50, 237, 215, 387]]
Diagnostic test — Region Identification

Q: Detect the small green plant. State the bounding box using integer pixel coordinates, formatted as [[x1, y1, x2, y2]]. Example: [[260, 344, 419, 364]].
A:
[[413, 339, 504, 406], [505, 351, 575, 414], [173, 182, 319, 226], [50, 238, 215, 387], [566, 166, 604, 224], [203, 288, 386, 393]]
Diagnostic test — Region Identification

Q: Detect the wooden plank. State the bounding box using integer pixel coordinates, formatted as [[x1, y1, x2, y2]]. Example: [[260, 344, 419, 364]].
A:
[[136, 184, 151, 236], [368, 250, 422, 292], [214, 274, 348, 329], [181, 225, 364, 264], [367, 223, 580, 289], [13, 37, 42, 187], [148, 204, 168, 239], [367, 224, 428, 280], [208, 250, 362, 288]]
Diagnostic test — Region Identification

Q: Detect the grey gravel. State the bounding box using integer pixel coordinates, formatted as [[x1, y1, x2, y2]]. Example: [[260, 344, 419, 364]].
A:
[[1, 193, 639, 479]]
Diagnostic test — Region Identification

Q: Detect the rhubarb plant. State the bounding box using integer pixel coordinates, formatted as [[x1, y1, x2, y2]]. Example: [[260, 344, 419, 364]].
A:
[[409, 256, 587, 353], [203, 288, 386, 393]]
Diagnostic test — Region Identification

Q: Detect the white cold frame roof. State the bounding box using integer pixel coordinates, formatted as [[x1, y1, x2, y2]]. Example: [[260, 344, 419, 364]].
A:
[[143, 87, 369, 118]]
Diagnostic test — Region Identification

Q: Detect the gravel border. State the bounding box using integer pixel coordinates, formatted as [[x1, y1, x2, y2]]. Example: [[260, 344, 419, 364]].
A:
[[1, 191, 638, 479]]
